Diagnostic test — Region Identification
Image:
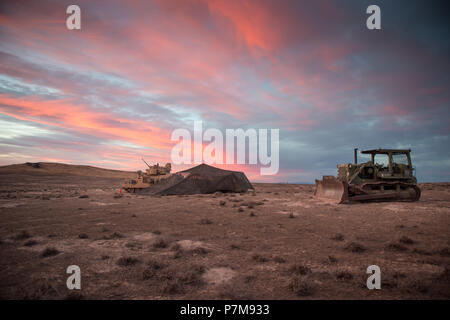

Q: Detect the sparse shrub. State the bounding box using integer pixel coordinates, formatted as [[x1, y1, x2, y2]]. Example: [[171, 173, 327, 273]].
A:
[[289, 264, 311, 275], [200, 218, 212, 225], [143, 260, 165, 279], [438, 247, 450, 257], [274, 256, 286, 263], [399, 236, 415, 245], [327, 255, 338, 264], [345, 242, 366, 253], [386, 243, 408, 252], [408, 279, 429, 294], [252, 254, 269, 263], [336, 271, 353, 280], [413, 248, 432, 255], [78, 233, 88, 239], [102, 232, 124, 240], [288, 277, 316, 297], [41, 247, 60, 257], [23, 239, 38, 247], [153, 239, 168, 249], [192, 247, 208, 255], [13, 230, 31, 241], [331, 233, 345, 241], [116, 256, 139, 267]]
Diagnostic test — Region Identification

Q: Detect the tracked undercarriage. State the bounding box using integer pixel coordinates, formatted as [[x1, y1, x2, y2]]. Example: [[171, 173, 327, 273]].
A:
[[315, 148, 421, 204]]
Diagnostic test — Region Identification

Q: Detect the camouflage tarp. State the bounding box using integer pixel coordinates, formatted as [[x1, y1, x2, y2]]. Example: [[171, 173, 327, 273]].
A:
[[141, 163, 253, 195]]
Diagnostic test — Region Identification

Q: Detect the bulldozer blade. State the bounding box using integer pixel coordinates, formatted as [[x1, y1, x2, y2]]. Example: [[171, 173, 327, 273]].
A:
[[314, 176, 348, 204]]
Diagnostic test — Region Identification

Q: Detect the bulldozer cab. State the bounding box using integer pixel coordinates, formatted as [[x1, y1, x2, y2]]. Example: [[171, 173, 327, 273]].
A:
[[361, 149, 413, 178]]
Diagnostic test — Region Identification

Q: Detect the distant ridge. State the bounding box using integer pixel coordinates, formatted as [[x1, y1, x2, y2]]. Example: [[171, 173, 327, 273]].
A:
[[0, 162, 136, 179]]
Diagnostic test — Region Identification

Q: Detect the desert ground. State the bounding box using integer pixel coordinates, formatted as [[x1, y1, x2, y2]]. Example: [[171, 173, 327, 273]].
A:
[[0, 163, 449, 300]]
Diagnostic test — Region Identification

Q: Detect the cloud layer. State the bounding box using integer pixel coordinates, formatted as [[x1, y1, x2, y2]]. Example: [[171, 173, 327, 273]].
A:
[[0, 0, 449, 182]]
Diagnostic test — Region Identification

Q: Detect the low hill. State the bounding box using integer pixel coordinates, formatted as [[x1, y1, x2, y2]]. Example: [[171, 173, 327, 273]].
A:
[[0, 162, 136, 179]]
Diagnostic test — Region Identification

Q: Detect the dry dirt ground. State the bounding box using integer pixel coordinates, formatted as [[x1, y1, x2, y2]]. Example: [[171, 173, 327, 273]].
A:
[[0, 167, 449, 300]]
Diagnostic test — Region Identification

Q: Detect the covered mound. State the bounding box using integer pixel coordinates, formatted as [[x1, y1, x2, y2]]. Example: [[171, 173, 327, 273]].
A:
[[142, 164, 253, 195]]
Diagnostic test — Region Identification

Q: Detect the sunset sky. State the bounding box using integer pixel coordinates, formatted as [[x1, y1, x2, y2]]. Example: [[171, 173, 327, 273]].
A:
[[0, 0, 449, 182]]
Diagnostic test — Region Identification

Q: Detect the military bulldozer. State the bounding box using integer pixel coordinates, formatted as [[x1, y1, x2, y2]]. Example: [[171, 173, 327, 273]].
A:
[[315, 148, 421, 203], [121, 159, 172, 193]]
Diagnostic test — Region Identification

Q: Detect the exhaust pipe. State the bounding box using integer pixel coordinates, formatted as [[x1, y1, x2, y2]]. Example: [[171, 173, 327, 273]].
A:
[[354, 148, 358, 164]]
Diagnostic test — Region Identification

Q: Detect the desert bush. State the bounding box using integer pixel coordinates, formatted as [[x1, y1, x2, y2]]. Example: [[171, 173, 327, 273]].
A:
[[344, 242, 366, 253], [116, 256, 139, 267], [331, 233, 345, 241], [438, 247, 450, 257], [23, 239, 38, 247], [413, 248, 432, 255], [13, 230, 31, 241], [327, 255, 338, 264], [399, 236, 415, 245], [102, 232, 124, 240], [252, 254, 269, 263], [153, 239, 169, 249], [40, 247, 60, 257], [386, 243, 408, 252], [289, 264, 311, 275], [336, 271, 353, 280], [200, 218, 212, 225], [288, 277, 316, 297], [274, 256, 286, 263]]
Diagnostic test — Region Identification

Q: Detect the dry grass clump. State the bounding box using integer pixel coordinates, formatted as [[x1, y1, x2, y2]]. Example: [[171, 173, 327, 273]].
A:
[[13, 230, 31, 241], [288, 277, 316, 297], [116, 256, 140, 267], [23, 239, 38, 247], [199, 218, 213, 225], [102, 232, 124, 240], [331, 233, 345, 241], [153, 238, 169, 249], [438, 247, 450, 257], [385, 243, 408, 252], [252, 253, 269, 263], [289, 264, 311, 275], [40, 247, 60, 258], [344, 242, 366, 253], [327, 255, 338, 264], [336, 271, 353, 280], [159, 265, 206, 295], [274, 256, 286, 263], [413, 248, 432, 255], [143, 260, 166, 279], [399, 236, 415, 245]]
